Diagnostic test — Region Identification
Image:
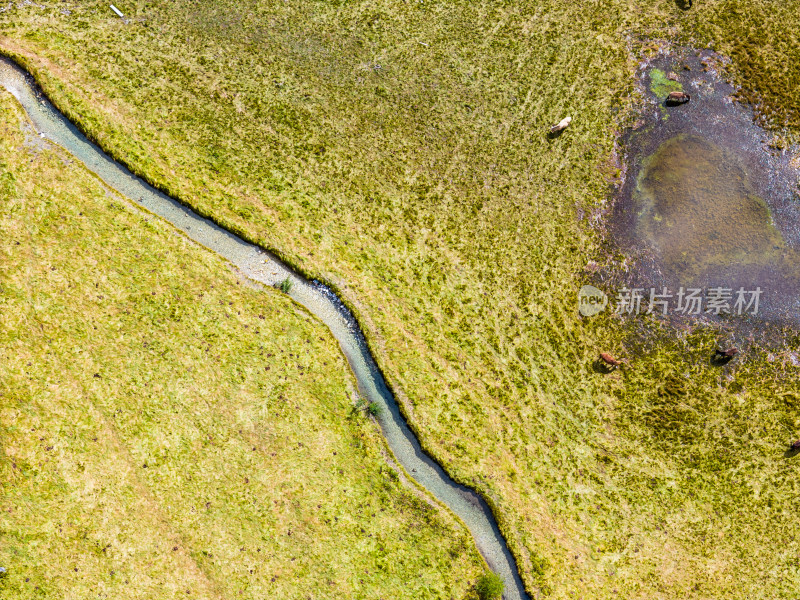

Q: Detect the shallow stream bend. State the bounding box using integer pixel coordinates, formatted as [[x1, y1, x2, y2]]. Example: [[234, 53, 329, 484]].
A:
[[0, 56, 529, 600]]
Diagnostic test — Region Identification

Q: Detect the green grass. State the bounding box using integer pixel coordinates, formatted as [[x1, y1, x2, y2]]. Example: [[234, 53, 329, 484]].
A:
[[476, 571, 504, 600], [689, 1, 800, 130], [648, 68, 683, 98], [278, 277, 293, 294], [0, 94, 484, 599], [2, 0, 800, 597]]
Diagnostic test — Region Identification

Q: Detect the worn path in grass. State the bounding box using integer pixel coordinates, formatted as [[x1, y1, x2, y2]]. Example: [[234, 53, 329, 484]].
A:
[[0, 88, 485, 599]]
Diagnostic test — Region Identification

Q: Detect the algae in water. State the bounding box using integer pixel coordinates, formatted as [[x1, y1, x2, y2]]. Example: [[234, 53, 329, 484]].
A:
[[648, 68, 683, 98]]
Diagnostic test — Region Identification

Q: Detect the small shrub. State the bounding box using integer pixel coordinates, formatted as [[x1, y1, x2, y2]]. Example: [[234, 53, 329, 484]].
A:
[[354, 397, 381, 417], [278, 278, 293, 293], [476, 572, 504, 600]]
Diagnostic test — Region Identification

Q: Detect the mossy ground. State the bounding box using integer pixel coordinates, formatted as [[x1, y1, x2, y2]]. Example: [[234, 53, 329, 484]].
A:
[[648, 68, 683, 98], [689, 0, 800, 131], [0, 94, 484, 599], [1, 1, 800, 598]]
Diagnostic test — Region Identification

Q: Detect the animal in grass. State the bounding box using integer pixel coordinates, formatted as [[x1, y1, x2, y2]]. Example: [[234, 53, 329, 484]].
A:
[[791, 440, 800, 450], [599, 352, 623, 367], [712, 347, 738, 365], [549, 116, 572, 134], [665, 91, 691, 105]]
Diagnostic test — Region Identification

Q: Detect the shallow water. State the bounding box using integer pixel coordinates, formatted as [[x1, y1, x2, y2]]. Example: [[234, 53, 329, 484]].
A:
[[636, 133, 789, 282], [0, 56, 528, 598]]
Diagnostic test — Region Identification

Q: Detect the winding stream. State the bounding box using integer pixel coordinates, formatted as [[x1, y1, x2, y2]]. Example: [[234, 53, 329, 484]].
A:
[[0, 56, 529, 599]]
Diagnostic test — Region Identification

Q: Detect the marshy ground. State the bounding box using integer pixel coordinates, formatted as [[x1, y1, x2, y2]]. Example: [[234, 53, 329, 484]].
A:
[[610, 49, 800, 329]]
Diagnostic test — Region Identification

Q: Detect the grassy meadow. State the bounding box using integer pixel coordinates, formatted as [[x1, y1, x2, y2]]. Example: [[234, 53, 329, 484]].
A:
[[2, 0, 800, 598], [0, 94, 485, 599]]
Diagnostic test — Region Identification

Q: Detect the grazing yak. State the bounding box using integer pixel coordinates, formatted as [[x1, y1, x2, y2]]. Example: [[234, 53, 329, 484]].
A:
[[712, 347, 738, 366], [666, 91, 691, 106], [715, 348, 738, 359]]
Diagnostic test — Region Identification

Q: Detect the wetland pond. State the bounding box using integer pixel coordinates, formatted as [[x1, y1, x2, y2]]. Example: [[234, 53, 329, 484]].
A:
[[610, 50, 800, 329]]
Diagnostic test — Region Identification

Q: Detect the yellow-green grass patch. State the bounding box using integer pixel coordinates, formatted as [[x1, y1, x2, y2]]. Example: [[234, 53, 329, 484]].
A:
[[0, 92, 483, 599], [2, 0, 800, 596]]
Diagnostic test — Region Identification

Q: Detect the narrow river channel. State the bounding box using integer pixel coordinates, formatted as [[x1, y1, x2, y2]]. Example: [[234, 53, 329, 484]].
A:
[[0, 55, 529, 600]]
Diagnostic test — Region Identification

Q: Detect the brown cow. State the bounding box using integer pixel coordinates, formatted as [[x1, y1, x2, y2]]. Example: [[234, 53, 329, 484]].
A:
[[599, 352, 622, 367], [666, 91, 691, 106]]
